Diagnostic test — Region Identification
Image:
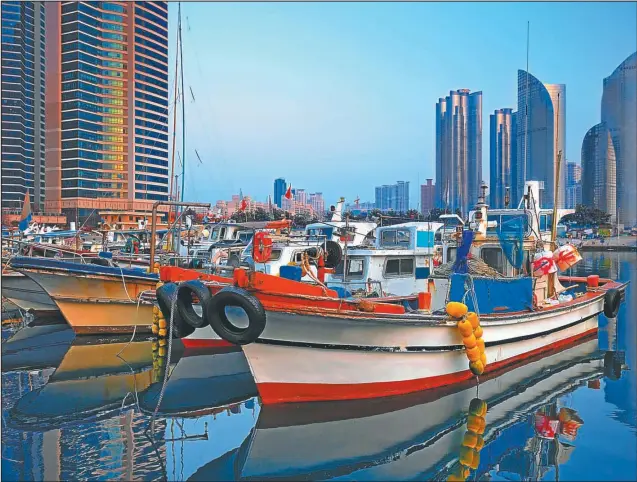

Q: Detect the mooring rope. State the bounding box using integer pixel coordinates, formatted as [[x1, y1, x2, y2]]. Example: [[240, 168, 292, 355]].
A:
[[150, 286, 177, 435]]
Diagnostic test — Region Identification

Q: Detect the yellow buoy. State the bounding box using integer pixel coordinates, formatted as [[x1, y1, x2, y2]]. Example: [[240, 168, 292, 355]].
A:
[[158, 328, 167, 337], [158, 338, 167, 347], [480, 352, 487, 366], [458, 446, 474, 467], [474, 435, 484, 451], [446, 302, 468, 319], [462, 333, 477, 349], [158, 346, 166, 357], [466, 346, 481, 362], [476, 338, 485, 353], [457, 319, 473, 337], [462, 431, 478, 448], [151, 324, 159, 335], [473, 325, 483, 339], [158, 318, 167, 329], [466, 312, 479, 329], [469, 398, 488, 417], [469, 360, 484, 375]]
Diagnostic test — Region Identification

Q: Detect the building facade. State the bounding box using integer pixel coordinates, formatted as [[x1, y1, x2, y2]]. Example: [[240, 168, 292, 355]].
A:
[[581, 123, 616, 221], [601, 52, 636, 227], [420, 178, 434, 215], [566, 161, 582, 187], [375, 181, 410, 213], [489, 108, 516, 208], [516, 70, 566, 209], [273, 177, 286, 208], [308, 192, 325, 216], [44, 1, 169, 224], [1, 1, 46, 211], [435, 89, 482, 215]]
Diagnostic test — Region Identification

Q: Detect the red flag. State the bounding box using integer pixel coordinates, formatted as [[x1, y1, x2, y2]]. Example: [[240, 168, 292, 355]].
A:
[[239, 198, 248, 211], [284, 185, 292, 200]]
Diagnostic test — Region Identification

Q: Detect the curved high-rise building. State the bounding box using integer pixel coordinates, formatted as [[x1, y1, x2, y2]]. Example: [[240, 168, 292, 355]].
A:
[[601, 52, 636, 227], [489, 108, 516, 208], [435, 89, 482, 215], [581, 123, 616, 221], [516, 70, 566, 209]]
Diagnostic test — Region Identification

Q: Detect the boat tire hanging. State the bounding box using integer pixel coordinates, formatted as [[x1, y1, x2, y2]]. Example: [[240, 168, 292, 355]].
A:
[[176, 280, 212, 329], [156, 282, 195, 338], [603, 288, 621, 318], [205, 286, 266, 345]]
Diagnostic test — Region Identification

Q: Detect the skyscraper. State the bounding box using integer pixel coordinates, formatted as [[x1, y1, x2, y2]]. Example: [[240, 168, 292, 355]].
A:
[[581, 123, 616, 221], [601, 52, 636, 227], [489, 108, 516, 208], [435, 89, 482, 215], [273, 177, 286, 208], [516, 70, 566, 209], [44, 1, 169, 224], [566, 161, 582, 187], [1, 1, 46, 210], [420, 179, 435, 215], [375, 181, 410, 213], [308, 192, 324, 216]]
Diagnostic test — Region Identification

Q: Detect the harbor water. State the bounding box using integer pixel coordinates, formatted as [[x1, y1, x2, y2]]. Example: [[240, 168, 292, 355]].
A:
[[2, 252, 636, 481]]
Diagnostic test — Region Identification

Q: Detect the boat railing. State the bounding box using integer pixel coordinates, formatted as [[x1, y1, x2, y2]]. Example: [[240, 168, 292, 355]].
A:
[[327, 279, 385, 297], [2, 238, 94, 264]]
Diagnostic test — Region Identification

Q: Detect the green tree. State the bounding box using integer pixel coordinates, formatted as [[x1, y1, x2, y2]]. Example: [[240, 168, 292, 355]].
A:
[[561, 205, 611, 226]]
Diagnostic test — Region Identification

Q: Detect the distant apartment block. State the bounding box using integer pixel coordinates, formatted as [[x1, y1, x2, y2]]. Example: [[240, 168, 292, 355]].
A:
[[420, 179, 435, 215], [44, 1, 169, 225], [581, 123, 616, 221], [1, 1, 46, 210], [375, 181, 410, 213], [435, 89, 482, 215]]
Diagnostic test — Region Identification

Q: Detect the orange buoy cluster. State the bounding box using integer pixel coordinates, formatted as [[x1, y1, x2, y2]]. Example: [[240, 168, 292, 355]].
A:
[[447, 398, 488, 481], [446, 302, 487, 376], [151, 338, 167, 378]]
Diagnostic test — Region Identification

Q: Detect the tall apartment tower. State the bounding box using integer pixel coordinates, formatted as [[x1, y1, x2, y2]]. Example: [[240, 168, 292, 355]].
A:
[[435, 89, 482, 215], [516, 70, 566, 209], [581, 123, 616, 221], [45, 1, 169, 224], [273, 178, 286, 208], [420, 179, 435, 215], [1, 1, 46, 210], [601, 52, 636, 227], [489, 108, 517, 208]]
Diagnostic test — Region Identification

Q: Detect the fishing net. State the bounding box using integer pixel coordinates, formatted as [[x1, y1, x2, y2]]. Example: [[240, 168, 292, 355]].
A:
[[496, 214, 525, 269]]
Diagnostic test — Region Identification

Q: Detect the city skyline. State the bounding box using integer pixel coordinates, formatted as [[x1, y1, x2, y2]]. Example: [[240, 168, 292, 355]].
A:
[[167, 2, 636, 207]]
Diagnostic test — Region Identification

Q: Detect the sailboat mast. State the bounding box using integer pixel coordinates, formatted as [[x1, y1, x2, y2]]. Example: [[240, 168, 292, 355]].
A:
[[179, 2, 185, 202], [523, 21, 530, 204], [551, 92, 562, 247]]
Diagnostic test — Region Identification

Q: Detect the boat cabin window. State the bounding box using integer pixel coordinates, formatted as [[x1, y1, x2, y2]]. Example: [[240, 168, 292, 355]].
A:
[[539, 213, 553, 232], [480, 247, 505, 275], [269, 249, 282, 261], [307, 227, 333, 241], [447, 247, 457, 263], [380, 229, 411, 248], [237, 232, 253, 244], [334, 258, 366, 279], [384, 257, 415, 277]]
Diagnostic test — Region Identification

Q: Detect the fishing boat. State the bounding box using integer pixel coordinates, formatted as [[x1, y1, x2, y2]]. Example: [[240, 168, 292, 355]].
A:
[[156, 182, 628, 404], [190, 335, 608, 480]]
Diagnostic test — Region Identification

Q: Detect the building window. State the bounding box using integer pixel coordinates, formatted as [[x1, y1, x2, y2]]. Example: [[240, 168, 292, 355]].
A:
[[384, 257, 414, 277]]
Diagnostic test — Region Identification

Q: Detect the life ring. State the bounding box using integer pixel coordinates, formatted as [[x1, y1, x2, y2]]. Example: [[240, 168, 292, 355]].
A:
[[176, 280, 213, 329], [603, 288, 621, 318], [204, 286, 266, 345], [253, 232, 272, 263], [156, 283, 195, 338]]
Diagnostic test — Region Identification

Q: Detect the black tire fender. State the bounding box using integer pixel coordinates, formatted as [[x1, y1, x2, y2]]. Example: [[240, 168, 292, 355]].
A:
[[156, 283, 195, 338], [603, 288, 621, 318], [205, 286, 266, 345], [176, 280, 212, 329]]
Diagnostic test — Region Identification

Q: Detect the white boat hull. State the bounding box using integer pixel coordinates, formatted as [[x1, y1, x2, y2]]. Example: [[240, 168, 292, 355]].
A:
[[241, 294, 605, 404], [1, 272, 58, 313]]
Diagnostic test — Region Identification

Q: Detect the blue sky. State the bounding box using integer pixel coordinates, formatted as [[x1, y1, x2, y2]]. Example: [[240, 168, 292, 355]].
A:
[[167, 2, 636, 208]]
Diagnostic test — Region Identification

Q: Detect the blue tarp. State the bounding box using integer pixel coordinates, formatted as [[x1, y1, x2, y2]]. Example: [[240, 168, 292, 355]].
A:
[[448, 274, 533, 314]]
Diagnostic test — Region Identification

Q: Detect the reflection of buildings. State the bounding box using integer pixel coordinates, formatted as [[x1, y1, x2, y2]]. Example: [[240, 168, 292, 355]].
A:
[[516, 70, 566, 209]]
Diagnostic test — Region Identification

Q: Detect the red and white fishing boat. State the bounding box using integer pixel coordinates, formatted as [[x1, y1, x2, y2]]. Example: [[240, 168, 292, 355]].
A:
[[156, 182, 628, 405]]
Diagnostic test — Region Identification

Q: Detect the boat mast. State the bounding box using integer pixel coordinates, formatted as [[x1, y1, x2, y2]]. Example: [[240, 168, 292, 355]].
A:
[[167, 4, 181, 251], [548, 93, 562, 298], [179, 1, 185, 203], [523, 21, 530, 204]]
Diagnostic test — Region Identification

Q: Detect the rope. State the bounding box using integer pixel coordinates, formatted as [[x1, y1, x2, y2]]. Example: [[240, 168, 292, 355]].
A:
[[150, 286, 177, 435]]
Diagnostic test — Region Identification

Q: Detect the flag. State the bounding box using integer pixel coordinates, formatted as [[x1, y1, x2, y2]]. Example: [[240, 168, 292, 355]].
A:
[[18, 191, 32, 231], [284, 185, 292, 200], [239, 198, 248, 212]]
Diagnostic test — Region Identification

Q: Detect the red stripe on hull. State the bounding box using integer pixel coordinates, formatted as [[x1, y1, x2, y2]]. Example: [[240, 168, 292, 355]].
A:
[[181, 338, 235, 349], [256, 327, 599, 404]]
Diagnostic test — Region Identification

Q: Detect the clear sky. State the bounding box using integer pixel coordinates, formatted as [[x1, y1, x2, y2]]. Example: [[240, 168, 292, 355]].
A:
[[166, 2, 636, 208]]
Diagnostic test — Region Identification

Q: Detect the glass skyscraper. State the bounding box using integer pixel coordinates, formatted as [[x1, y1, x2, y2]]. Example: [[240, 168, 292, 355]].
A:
[[375, 181, 410, 213], [273, 177, 287, 208], [489, 108, 516, 208], [601, 52, 636, 228], [45, 1, 169, 224], [581, 123, 616, 221], [516, 70, 566, 209], [1, 1, 46, 210], [435, 89, 482, 215]]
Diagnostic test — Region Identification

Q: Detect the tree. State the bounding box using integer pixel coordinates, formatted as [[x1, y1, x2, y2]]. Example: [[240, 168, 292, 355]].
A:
[[561, 204, 611, 227], [253, 207, 272, 222], [293, 213, 312, 228]]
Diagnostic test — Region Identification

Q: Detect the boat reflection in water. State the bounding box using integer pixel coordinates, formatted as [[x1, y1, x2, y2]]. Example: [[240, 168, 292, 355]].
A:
[[2, 332, 258, 481], [191, 333, 625, 481]]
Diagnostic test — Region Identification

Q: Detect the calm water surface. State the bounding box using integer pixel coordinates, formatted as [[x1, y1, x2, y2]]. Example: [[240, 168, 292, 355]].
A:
[[2, 252, 636, 481]]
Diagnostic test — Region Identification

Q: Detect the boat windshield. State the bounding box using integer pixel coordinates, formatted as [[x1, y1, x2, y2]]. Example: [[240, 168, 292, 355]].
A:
[[333, 257, 366, 279]]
